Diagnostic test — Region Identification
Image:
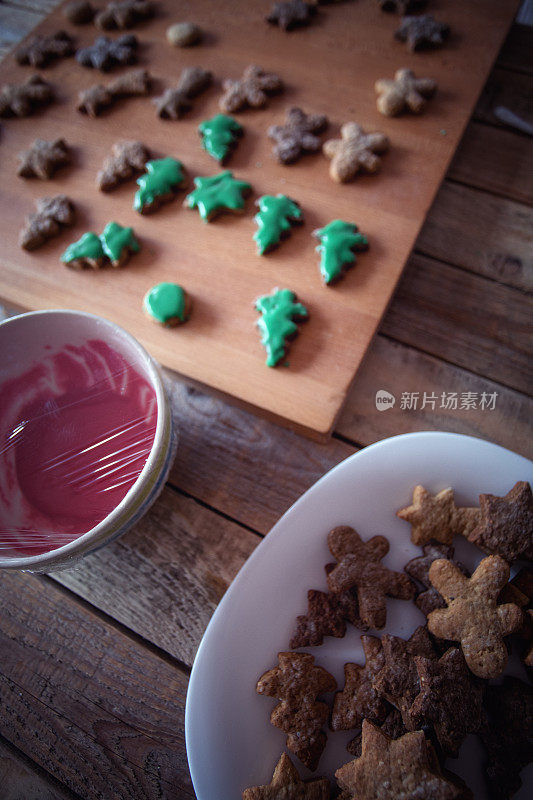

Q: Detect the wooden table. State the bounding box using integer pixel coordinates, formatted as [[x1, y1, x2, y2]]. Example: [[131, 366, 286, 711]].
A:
[[0, 2, 532, 798]]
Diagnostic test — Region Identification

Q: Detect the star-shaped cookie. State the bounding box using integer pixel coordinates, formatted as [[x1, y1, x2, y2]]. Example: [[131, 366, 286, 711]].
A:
[[326, 526, 415, 628], [396, 485, 480, 547], [268, 107, 328, 163], [467, 480, 533, 562], [322, 123, 389, 183], [371, 626, 436, 727], [242, 753, 330, 799], [427, 555, 523, 678], [410, 648, 483, 756], [375, 69, 437, 116], [395, 14, 450, 52], [336, 720, 467, 800], [266, 0, 316, 31]]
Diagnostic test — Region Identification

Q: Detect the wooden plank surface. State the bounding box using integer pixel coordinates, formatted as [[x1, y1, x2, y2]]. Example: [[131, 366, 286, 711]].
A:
[[0, 0, 520, 437], [0, 4, 532, 800], [0, 569, 195, 799]]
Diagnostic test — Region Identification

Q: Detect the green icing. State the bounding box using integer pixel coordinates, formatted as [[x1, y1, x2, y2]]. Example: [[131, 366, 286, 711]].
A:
[[255, 288, 308, 367], [144, 282, 187, 324], [198, 114, 243, 162], [313, 219, 368, 285], [134, 157, 184, 212], [253, 194, 302, 255], [100, 221, 140, 264], [185, 170, 251, 221], [61, 232, 104, 264]]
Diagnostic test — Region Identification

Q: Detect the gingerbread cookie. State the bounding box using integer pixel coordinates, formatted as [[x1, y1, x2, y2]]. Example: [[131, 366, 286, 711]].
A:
[[255, 288, 308, 367], [336, 720, 469, 800], [254, 195, 303, 255], [19, 195, 75, 251], [404, 543, 469, 616], [77, 69, 151, 116], [467, 480, 533, 562], [61, 222, 140, 269], [219, 65, 283, 113], [143, 282, 191, 326], [371, 626, 436, 728], [199, 114, 243, 163], [427, 555, 523, 679], [95, 0, 154, 30], [395, 15, 450, 52], [184, 170, 251, 221], [242, 753, 330, 800], [266, 1, 316, 31], [375, 69, 437, 116], [76, 34, 138, 71], [0, 75, 54, 118], [63, 1, 95, 24], [268, 107, 328, 164], [313, 220, 368, 285], [96, 140, 148, 191], [331, 635, 387, 732], [134, 157, 185, 213], [410, 648, 483, 757], [15, 31, 75, 68], [323, 123, 389, 183], [256, 651, 336, 770], [326, 526, 415, 629], [17, 138, 71, 180], [154, 67, 212, 120], [396, 485, 480, 547]]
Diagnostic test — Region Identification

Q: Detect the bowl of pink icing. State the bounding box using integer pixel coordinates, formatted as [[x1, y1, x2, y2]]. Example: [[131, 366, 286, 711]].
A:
[[0, 310, 175, 571]]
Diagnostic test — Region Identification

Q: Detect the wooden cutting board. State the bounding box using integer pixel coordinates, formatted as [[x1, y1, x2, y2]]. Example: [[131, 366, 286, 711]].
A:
[[0, 0, 518, 438]]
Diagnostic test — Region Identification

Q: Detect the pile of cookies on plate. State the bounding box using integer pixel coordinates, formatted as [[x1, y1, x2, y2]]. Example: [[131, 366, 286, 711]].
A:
[[1, 0, 452, 366], [244, 480, 533, 799]]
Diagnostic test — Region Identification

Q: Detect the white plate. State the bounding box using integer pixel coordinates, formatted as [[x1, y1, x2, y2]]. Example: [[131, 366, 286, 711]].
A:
[[185, 432, 533, 800]]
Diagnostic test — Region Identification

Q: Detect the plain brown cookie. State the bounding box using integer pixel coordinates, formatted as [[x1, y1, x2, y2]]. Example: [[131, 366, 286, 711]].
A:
[[331, 635, 387, 732], [467, 481, 533, 562], [397, 485, 480, 547], [256, 651, 336, 771]]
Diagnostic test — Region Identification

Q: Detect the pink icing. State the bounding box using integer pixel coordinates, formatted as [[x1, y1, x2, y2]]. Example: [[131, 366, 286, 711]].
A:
[[0, 339, 157, 557]]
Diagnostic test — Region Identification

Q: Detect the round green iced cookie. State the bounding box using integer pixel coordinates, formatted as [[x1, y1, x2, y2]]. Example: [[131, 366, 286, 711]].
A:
[[143, 282, 190, 326]]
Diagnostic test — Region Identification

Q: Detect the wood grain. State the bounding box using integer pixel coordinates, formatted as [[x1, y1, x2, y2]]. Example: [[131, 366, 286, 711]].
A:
[[0, 738, 77, 800], [338, 335, 533, 459], [0, 570, 195, 799], [448, 122, 533, 204], [417, 180, 533, 291], [53, 486, 260, 664], [0, 0, 520, 437], [381, 252, 533, 395]]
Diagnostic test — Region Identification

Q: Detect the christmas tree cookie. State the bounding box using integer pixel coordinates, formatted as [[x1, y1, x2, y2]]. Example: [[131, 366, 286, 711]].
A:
[[198, 114, 243, 163], [184, 170, 251, 221], [255, 287, 308, 367], [134, 157, 185, 213], [313, 220, 368, 284], [253, 194, 303, 255], [61, 222, 140, 269], [143, 282, 191, 326]]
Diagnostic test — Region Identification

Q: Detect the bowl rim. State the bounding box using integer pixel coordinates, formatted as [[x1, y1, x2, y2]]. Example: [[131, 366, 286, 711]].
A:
[[0, 308, 170, 569]]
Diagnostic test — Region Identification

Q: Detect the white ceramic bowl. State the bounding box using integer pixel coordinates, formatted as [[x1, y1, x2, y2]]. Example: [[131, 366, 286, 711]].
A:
[[0, 310, 176, 571]]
